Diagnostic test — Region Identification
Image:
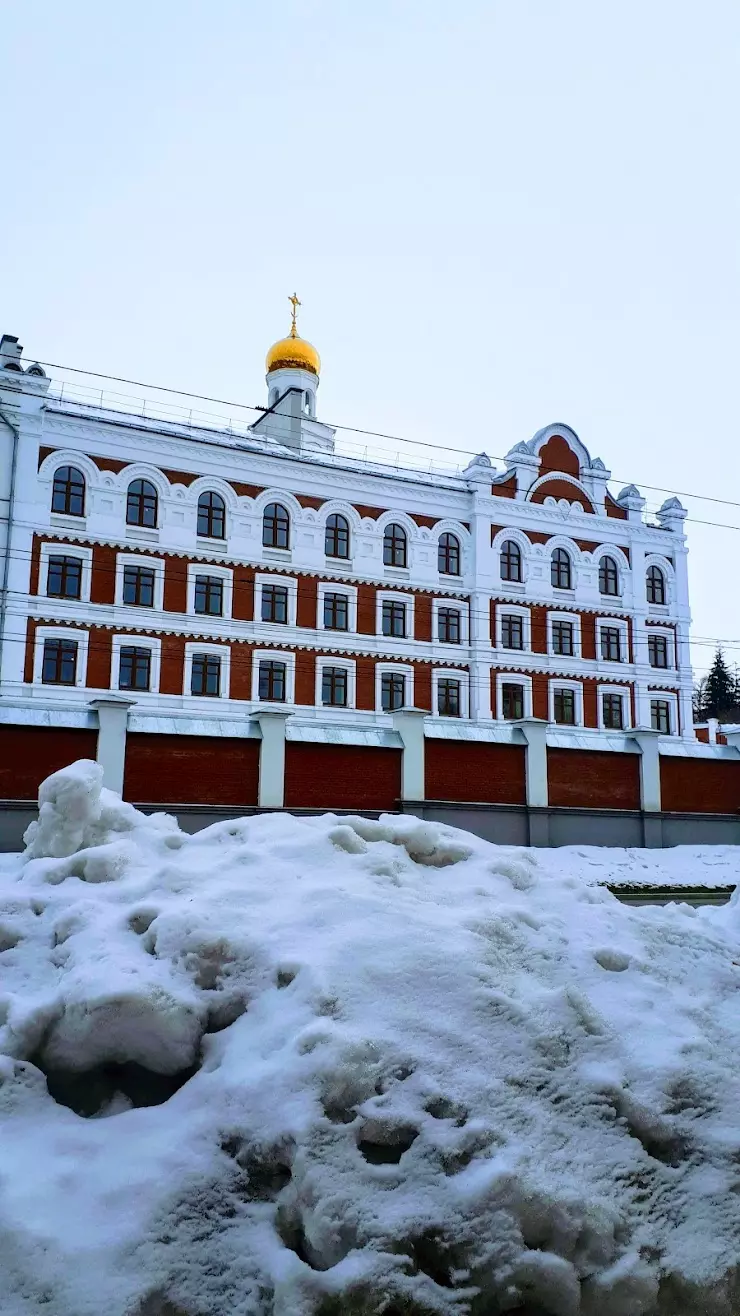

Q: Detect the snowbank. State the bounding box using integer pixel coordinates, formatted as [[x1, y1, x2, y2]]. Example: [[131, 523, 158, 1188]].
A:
[[1, 760, 740, 1316]]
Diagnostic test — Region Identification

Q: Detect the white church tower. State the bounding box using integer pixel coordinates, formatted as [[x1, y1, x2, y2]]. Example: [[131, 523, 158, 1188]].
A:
[[251, 294, 336, 453]]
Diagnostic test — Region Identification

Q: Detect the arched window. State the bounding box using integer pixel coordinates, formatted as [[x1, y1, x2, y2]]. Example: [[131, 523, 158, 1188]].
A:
[[51, 465, 85, 517], [598, 555, 619, 596], [263, 502, 290, 549], [126, 478, 158, 528], [551, 547, 572, 590], [438, 532, 460, 575], [197, 491, 226, 539], [325, 513, 350, 559], [500, 539, 522, 583], [646, 564, 666, 605], [383, 522, 407, 568]]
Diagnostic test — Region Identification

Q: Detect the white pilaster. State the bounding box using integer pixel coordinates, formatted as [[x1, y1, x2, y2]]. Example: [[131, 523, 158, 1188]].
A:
[[89, 696, 136, 796], [631, 728, 662, 812], [251, 708, 291, 808], [514, 718, 549, 808], [393, 708, 428, 801]]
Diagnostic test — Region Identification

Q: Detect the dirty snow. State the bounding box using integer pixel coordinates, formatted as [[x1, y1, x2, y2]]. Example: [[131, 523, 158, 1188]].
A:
[[0, 759, 739, 1316]]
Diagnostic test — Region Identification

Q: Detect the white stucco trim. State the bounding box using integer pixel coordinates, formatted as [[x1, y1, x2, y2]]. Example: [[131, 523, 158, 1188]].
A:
[[647, 689, 679, 736], [432, 597, 469, 646], [315, 656, 356, 710], [187, 562, 234, 620], [495, 671, 533, 720], [432, 667, 469, 719], [38, 541, 93, 604], [251, 649, 296, 704], [33, 626, 90, 688], [376, 590, 415, 640], [548, 678, 584, 728], [254, 573, 298, 627], [375, 662, 415, 713], [115, 553, 166, 611], [184, 641, 232, 699], [495, 602, 531, 653], [597, 683, 632, 731], [111, 634, 162, 694], [547, 610, 582, 659], [317, 580, 358, 633]]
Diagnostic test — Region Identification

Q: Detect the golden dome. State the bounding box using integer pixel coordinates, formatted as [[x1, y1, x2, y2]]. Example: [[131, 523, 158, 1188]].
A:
[[266, 325, 320, 377]]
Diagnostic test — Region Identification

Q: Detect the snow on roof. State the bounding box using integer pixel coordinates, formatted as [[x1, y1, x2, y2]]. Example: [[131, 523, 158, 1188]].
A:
[[2, 759, 740, 1314]]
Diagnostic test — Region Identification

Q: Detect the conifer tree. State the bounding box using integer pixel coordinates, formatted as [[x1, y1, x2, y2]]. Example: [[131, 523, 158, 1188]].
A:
[[702, 647, 736, 720]]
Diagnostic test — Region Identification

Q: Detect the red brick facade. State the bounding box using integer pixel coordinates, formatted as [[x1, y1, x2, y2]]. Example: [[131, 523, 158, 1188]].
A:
[[123, 734, 260, 806], [660, 757, 740, 815], [0, 726, 98, 800], [425, 739, 526, 804], [548, 748, 641, 810], [284, 743, 401, 811]]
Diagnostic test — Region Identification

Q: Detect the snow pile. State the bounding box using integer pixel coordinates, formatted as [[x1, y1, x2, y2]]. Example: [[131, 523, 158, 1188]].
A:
[[1, 762, 740, 1316], [540, 845, 739, 892]]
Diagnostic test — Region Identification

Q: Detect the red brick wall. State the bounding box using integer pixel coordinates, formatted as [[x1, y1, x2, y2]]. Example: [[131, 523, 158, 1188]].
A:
[[425, 739, 526, 804], [0, 726, 98, 799], [548, 748, 640, 809], [163, 559, 187, 613], [529, 478, 595, 513], [531, 605, 548, 653], [160, 635, 185, 696], [284, 743, 401, 810], [91, 544, 117, 605], [123, 734, 259, 805], [537, 434, 580, 477], [660, 757, 740, 814]]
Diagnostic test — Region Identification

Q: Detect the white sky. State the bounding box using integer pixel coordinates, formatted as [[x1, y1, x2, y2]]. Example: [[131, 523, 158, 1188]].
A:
[[2, 1, 738, 678]]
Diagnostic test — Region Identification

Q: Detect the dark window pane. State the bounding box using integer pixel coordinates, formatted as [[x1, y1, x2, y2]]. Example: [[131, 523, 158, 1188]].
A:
[[551, 620, 574, 656], [501, 615, 524, 649], [258, 660, 286, 701], [600, 626, 622, 661], [500, 540, 522, 582], [602, 694, 624, 729], [383, 523, 407, 568], [126, 479, 158, 528], [261, 584, 288, 623], [123, 565, 155, 607], [438, 679, 461, 717], [598, 556, 619, 596], [41, 638, 77, 685], [325, 514, 350, 559], [554, 688, 576, 725], [322, 667, 348, 706], [648, 634, 669, 668], [197, 492, 226, 539], [646, 566, 666, 604], [119, 646, 151, 691], [263, 503, 290, 549], [438, 607, 461, 643], [651, 700, 671, 733], [191, 654, 221, 697], [381, 672, 405, 711], [194, 575, 224, 616], [382, 600, 406, 637], [438, 533, 460, 575], [502, 683, 524, 720], [323, 592, 349, 630], [47, 555, 82, 600], [551, 548, 572, 589], [51, 466, 85, 516]]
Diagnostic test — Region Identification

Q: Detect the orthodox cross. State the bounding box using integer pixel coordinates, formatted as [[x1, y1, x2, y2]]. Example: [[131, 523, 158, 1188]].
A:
[[289, 292, 301, 335]]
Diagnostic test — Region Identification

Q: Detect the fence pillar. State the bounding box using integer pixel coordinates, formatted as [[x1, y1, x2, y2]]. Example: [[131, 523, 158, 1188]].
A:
[[513, 719, 549, 845], [251, 708, 291, 808], [89, 696, 136, 796], [393, 708, 428, 802], [631, 728, 662, 812]]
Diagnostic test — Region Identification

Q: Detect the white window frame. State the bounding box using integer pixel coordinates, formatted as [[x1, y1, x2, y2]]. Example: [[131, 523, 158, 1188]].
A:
[[254, 573, 298, 628], [598, 683, 632, 731], [251, 649, 296, 704], [187, 562, 233, 620], [115, 553, 165, 612], [39, 542, 93, 605], [317, 581, 358, 634], [548, 679, 584, 728], [376, 590, 415, 640], [375, 662, 414, 713], [33, 626, 89, 688], [547, 610, 582, 659], [184, 642, 232, 700], [432, 668, 469, 719], [315, 657, 356, 710], [648, 691, 678, 736], [111, 634, 162, 695], [495, 671, 533, 721], [495, 604, 531, 653], [646, 626, 674, 671], [596, 617, 629, 665], [432, 597, 469, 646]]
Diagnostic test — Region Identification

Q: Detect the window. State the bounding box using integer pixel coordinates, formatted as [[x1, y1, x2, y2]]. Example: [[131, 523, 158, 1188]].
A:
[[122, 565, 155, 607], [381, 672, 406, 711], [323, 592, 349, 631], [46, 555, 82, 600], [258, 660, 286, 702], [501, 615, 524, 650], [322, 667, 348, 707], [551, 548, 572, 590], [51, 465, 85, 516], [119, 646, 152, 691], [600, 626, 622, 662], [191, 654, 221, 697], [648, 634, 669, 668], [553, 688, 576, 725], [325, 513, 350, 559], [437, 678, 461, 717], [551, 619, 574, 656], [651, 699, 671, 734], [194, 575, 224, 616], [262, 502, 290, 549], [500, 540, 522, 583], [646, 565, 666, 605], [599, 556, 619, 596], [41, 637, 77, 685], [438, 532, 460, 575], [437, 607, 461, 643], [602, 693, 624, 729], [383, 523, 407, 568], [382, 599, 407, 638], [126, 479, 158, 528], [197, 491, 226, 539], [261, 583, 289, 623], [502, 683, 524, 720]]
